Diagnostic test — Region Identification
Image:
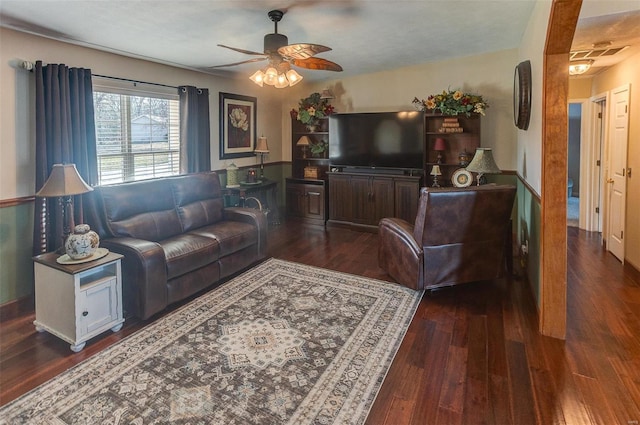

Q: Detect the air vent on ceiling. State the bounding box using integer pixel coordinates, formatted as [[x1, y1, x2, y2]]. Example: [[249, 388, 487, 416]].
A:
[[570, 46, 628, 60]]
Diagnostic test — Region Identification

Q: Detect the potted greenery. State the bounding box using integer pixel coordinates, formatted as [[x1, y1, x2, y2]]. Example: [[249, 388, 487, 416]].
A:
[[309, 139, 328, 157]]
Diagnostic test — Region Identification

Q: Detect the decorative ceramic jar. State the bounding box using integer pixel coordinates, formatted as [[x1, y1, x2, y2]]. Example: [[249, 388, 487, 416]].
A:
[[65, 224, 99, 260], [226, 163, 240, 188], [458, 149, 473, 166]]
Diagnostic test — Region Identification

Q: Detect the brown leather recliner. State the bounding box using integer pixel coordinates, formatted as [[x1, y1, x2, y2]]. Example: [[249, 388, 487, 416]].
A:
[[378, 185, 516, 291]]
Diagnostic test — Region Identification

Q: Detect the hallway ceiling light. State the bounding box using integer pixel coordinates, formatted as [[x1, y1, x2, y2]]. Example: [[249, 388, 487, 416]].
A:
[[569, 59, 593, 75]]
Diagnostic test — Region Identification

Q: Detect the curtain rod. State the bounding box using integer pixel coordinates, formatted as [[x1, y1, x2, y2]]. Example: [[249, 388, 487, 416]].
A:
[[20, 60, 179, 90]]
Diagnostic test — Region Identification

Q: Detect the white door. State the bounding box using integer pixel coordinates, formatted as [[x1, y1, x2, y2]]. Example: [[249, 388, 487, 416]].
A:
[[607, 85, 629, 262]]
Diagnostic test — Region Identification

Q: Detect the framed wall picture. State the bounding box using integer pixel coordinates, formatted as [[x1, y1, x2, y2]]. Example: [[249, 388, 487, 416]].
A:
[[219, 92, 257, 159]]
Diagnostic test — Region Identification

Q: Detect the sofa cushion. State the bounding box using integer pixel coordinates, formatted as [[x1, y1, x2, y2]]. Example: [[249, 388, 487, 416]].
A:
[[190, 221, 257, 258], [172, 172, 225, 232], [162, 234, 220, 279], [99, 179, 182, 241]]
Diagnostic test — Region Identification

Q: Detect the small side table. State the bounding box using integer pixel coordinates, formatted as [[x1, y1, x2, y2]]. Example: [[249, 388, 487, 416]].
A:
[[224, 179, 280, 226], [33, 250, 125, 352]]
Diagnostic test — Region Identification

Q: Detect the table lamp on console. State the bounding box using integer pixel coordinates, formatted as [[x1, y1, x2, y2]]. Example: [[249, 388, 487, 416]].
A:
[[35, 163, 93, 253], [297, 136, 311, 159], [465, 148, 501, 185], [254, 135, 270, 180], [430, 165, 442, 188], [433, 137, 446, 164]]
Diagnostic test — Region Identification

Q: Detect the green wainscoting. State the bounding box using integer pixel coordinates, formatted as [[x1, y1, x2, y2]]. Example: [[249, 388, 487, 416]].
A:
[[0, 202, 35, 304], [516, 178, 541, 308], [487, 174, 541, 308], [0, 164, 292, 306], [1, 166, 541, 312]]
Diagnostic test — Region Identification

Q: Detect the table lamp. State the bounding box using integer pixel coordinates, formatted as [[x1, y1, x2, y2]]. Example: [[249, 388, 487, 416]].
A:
[[434, 138, 446, 164], [35, 163, 93, 252], [465, 148, 501, 185], [254, 135, 269, 179], [430, 164, 442, 187], [297, 136, 311, 159]]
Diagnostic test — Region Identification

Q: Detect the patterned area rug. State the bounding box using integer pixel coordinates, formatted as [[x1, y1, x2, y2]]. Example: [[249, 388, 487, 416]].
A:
[[0, 259, 422, 424]]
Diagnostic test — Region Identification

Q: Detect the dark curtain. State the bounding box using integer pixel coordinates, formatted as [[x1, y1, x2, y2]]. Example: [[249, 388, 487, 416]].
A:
[[33, 61, 98, 255], [179, 86, 211, 173]]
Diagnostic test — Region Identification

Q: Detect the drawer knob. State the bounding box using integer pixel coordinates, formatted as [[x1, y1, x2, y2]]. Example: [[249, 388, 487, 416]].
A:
[[82, 311, 88, 317]]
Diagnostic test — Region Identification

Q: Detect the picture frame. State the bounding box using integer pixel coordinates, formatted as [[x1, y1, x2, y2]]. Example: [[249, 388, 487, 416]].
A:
[[219, 92, 257, 159]]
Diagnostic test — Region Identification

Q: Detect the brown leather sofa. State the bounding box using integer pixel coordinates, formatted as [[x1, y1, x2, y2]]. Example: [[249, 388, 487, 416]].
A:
[[86, 171, 267, 319], [378, 185, 516, 291]]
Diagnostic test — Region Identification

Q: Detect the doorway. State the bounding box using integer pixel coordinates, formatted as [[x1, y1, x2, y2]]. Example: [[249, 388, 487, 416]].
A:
[[567, 103, 581, 228]]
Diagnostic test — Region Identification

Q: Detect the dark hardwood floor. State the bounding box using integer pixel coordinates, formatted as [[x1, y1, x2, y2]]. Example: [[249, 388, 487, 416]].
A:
[[1, 223, 639, 424]]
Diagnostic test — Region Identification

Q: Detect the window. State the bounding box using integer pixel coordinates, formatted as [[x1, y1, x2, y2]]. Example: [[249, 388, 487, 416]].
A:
[[93, 83, 180, 185]]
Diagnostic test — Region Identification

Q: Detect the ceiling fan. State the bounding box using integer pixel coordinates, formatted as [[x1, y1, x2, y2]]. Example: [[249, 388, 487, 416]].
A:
[[209, 10, 343, 87]]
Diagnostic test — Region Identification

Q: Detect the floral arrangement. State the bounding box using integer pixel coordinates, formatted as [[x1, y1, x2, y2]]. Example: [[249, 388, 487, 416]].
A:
[[412, 89, 488, 116], [291, 92, 335, 127]]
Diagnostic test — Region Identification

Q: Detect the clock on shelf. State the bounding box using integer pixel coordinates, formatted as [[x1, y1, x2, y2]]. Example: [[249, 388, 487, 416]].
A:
[[514, 60, 532, 130]]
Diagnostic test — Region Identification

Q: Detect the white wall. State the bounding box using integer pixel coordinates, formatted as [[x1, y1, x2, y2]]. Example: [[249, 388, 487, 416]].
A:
[[285, 49, 520, 172], [516, 0, 552, 196], [0, 27, 284, 200]]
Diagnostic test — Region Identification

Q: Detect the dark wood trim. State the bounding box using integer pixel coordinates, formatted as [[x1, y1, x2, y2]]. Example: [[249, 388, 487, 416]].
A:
[[0, 294, 34, 322], [516, 172, 541, 202], [0, 196, 34, 208], [540, 0, 582, 339]]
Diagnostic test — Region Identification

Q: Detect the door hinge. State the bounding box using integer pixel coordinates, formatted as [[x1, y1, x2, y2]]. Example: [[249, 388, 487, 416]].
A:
[[598, 112, 602, 119], [595, 207, 599, 214], [596, 160, 601, 166], [621, 230, 624, 239]]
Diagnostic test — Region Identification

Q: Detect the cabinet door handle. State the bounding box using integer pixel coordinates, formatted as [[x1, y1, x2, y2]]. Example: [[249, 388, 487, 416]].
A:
[[82, 311, 88, 317]]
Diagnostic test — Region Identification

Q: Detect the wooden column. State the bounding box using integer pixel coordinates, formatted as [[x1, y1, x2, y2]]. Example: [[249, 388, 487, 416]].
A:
[[540, 0, 582, 338]]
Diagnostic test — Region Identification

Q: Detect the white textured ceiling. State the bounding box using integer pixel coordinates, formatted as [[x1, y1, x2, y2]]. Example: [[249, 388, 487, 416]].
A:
[[1, 0, 639, 81]]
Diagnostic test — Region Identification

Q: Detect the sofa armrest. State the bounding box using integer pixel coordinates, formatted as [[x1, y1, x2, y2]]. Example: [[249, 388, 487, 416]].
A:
[[100, 237, 167, 320], [223, 207, 268, 256], [378, 217, 424, 290]]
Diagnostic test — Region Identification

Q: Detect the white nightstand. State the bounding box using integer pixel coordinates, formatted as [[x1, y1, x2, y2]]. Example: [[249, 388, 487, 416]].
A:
[[33, 250, 125, 352]]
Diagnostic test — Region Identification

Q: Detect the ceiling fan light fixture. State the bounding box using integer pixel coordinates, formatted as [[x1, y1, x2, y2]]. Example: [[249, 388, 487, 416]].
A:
[[286, 69, 303, 86], [275, 73, 289, 88], [569, 59, 593, 75], [249, 69, 265, 87], [263, 66, 278, 85]]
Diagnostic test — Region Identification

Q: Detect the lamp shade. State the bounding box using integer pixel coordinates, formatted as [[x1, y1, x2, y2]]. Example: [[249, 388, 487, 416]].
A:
[[255, 136, 269, 153], [433, 138, 446, 151], [430, 165, 442, 176], [296, 136, 311, 146], [466, 148, 501, 175], [35, 164, 93, 197]]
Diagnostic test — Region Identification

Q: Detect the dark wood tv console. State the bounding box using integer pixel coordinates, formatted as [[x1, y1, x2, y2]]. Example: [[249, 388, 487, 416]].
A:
[[327, 171, 421, 232]]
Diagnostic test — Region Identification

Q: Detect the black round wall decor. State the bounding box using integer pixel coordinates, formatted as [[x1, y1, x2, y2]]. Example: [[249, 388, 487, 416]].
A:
[[513, 60, 532, 130]]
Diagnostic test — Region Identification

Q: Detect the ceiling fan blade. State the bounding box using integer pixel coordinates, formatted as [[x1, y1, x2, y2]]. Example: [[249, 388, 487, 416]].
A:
[[218, 44, 265, 56], [291, 57, 343, 72], [207, 57, 268, 69], [278, 43, 331, 59]]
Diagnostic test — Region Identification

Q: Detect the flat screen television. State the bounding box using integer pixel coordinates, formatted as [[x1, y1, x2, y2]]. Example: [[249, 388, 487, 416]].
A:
[[329, 111, 424, 171]]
